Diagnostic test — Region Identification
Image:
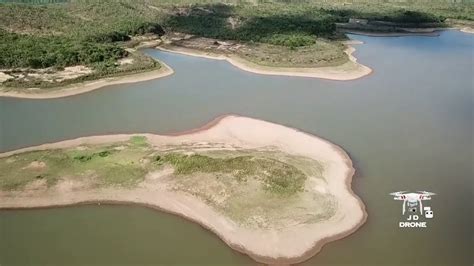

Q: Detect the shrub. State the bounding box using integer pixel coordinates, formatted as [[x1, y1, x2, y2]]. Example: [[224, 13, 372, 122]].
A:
[[262, 33, 315, 48], [0, 30, 127, 69]]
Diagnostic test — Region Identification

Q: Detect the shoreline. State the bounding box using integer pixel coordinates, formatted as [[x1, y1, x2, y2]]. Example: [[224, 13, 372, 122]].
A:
[[156, 41, 372, 81], [0, 115, 367, 265], [343, 27, 474, 37], [0, 61, 174, 99], [459, 27, 474, 34], [341, 29, 441, 37]]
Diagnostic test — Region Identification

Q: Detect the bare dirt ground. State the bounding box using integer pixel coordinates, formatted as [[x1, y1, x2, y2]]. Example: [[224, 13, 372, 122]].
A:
[[0, 60, 173, 99], [0, 65, 92, 84]]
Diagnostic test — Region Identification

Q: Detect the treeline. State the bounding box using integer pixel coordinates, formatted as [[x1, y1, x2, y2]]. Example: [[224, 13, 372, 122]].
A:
[[323, 9, 445, 24], [0, 19, 165, 69], [0, 30, 126, 68], [162, 3, 450, 47], [166, 14, 334, 42], [87, 22, 165, 43], [164, 5, 336, 48], [371, 10, 445, 23]]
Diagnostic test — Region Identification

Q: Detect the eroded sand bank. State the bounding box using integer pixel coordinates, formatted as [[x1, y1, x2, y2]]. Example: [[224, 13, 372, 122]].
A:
[[0, 115, 367, 264], [0, 62, 174, 99], [157, 41, 372, 81]]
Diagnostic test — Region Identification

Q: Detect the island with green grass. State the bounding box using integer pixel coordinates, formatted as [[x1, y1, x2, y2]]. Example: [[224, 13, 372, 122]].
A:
[[1, 0, 473, 97], [0, 115, 366, 264]]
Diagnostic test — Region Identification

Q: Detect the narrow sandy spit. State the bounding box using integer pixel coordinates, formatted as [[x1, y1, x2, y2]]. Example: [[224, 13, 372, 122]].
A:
[[156, 41, 372, 81], [0, 62, 174, 99], [0, 115, 367, 264]]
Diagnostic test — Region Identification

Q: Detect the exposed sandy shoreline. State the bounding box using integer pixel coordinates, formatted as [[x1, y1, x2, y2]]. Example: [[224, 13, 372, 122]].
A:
[[344, 27, 474, 36], [342, 29, 442, 37], [0, 62, 174, 99], [459, 27, 474, 34], [0, 40, 371, 100], [0, 115, 367, 264], [157, 41, 372, 81]]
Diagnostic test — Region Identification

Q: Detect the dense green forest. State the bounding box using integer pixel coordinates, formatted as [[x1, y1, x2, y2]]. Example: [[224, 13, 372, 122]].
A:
[[0, 0, 472, 70], [0, 19, 165, 69], [0, 30, 126, 68]]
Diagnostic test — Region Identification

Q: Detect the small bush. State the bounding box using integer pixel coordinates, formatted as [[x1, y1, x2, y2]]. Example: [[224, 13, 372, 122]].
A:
[[74, 155, 92, 162], [98, 151, 111, 157]]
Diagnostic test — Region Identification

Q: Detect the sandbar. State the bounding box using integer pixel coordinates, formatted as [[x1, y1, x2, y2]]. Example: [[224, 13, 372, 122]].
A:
[[0, 115, 367, 264]]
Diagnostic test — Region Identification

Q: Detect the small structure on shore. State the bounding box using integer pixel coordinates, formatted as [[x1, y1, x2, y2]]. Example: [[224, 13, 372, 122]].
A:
[[349, 18, 368, 25]]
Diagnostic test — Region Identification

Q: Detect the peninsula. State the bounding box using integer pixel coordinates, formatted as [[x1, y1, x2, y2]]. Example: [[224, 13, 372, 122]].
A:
[[0, 61, 173, 99], [0, 115, 366, 264], [157, 38, 371, 80]]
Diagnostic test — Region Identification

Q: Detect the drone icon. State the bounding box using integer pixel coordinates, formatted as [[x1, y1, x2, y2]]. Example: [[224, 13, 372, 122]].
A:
[[390, 191, 436, 215]]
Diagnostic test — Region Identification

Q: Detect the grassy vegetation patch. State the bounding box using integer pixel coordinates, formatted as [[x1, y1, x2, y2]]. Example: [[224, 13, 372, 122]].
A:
[[72, 149, 113, 162], [0, 139, 310, 195], [162, 153, 307, 195], [236, 40, 347, 68], [0, 136, 157, 190], [261, 33, 316, 48], [129, 135, 148, 147], [0, 150, 70, 190], [159, 147, 331, 228]]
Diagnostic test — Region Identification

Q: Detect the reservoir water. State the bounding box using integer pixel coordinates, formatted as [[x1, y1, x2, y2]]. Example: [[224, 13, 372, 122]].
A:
[[1, 30, 472, 265]]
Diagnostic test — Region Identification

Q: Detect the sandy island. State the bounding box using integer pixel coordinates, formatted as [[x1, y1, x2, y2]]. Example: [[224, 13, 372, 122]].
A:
[[157, 41, 372, 81], [0, 115, 367, 264], [0, 61, 174, 99]]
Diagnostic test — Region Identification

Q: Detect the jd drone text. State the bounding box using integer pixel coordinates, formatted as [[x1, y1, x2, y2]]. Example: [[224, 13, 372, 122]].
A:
[[390, 191, 436, 228]]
